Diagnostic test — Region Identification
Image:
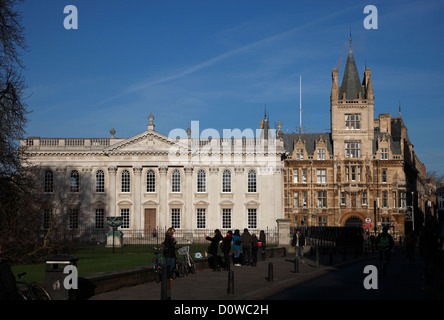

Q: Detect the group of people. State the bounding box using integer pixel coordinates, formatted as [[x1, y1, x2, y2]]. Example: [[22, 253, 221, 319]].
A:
[[205, 228, 266, 271]]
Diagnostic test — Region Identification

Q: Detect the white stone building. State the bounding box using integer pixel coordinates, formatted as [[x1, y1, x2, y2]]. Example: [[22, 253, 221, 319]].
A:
[[21, 114, 285, 237]]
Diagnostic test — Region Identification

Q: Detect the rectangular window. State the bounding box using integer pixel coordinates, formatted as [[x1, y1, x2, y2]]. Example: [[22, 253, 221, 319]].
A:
[[341, 192, 346, 205], [293, 192, 299, 208], [382, 169, 387, 183], [317, 191, 327, 208], [43, 209, 52, 229], [318, 216, 327, 226], [222, 208, 231, 229], [171, 208, 181, 229], [380, 148, 389, 160], [400, 192, 407, 208], [68, 209, 79, 229], [302, 169, 307, 183], [296, 149, 304, 160], [196, 208, 206, 229], [95, 208, 105, 229], [382, 191, 388, 208], [293, 169, 298, 183], [247, 208, 257, 229], [120, 208, 130, 229], [317, 148, 325, 160], [317, 169, 326, 183], [302, 191, 308, 207], [345, 141, 360, 158], [362, 192, 367, 205], [345, 113, 361, 130]]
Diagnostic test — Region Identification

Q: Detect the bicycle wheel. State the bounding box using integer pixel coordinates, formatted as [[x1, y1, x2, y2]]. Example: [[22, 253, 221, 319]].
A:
[[154, 267, 161, 283], [31, 282, 52, 300], [189, 260, 196, 274], [17, 287, 30, 300], [176, 261, 186, 278]]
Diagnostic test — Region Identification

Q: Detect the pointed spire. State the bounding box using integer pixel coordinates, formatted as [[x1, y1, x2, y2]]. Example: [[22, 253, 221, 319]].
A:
[[338, 32, 364, 100]]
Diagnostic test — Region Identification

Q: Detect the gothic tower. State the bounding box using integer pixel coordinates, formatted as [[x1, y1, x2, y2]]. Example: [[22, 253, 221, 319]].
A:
[[330, 35, 375, 159]]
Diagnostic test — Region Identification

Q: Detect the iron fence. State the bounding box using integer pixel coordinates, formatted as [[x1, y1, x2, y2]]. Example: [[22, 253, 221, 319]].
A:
[[36, 226, 279, 247]]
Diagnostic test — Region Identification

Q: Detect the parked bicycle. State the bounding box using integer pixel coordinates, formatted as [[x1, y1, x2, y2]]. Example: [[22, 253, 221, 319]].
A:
[[177, 246, 196, 276], [152, 246, 165, 283], [16, 272, 52, 300]]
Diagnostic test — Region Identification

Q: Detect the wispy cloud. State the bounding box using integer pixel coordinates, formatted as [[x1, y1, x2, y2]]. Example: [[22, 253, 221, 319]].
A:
[[99, 4, 360, 105]]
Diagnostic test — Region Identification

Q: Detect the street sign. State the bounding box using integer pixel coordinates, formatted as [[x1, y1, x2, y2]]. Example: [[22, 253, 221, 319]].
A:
[[365, 217, 372, 224], [363, 223, 372, 229]]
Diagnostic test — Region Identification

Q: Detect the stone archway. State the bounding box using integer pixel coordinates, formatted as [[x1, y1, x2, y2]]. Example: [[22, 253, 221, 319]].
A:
[[344, 216, 363, 227]]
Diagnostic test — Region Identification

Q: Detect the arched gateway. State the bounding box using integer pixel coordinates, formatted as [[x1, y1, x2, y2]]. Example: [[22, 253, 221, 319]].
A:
[[344, 216, 363, 227]]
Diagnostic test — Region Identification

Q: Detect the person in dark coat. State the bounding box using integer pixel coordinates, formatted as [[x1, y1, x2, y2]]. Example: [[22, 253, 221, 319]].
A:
[[163, 227, 177, 279], [291, 229, 305, 263], [205, 229, 223, 271], [241, 228, 253, 266], [0, 244, 20, 300], [251, 234, 259, 266], [221, 230, 233, 270]]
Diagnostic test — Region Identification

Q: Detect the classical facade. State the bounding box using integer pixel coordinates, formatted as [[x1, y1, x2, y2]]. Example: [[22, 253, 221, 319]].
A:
[[282, 38, 426, 236], [21, 114, 285, 236]]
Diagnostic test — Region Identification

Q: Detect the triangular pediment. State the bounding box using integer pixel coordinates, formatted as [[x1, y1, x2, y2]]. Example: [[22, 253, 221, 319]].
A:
[[105, 131, 188, 154]]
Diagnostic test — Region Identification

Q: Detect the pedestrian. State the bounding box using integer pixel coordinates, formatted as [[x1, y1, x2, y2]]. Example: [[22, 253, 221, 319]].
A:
[[369, 233, 376, 253], [163, 227, 177, 279], [291, 228, 305, 263], [363, 230, 369, 255], [259, 230, 266, 260], [221, 230, 233, 270], [232, 229, 242, 266], [205, 229, 223, 271], [241, 228, 253, 266], [251, 234, 259, 266], [0, 244, 20, 300]]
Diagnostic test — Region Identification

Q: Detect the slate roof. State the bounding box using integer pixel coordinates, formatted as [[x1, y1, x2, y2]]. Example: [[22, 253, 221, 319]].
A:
[[282, 133, 333, 156], [338, 46, 365, 100]]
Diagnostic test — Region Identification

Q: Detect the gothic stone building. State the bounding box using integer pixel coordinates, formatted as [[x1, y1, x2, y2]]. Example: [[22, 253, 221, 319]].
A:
[[282, 40, 425, 236], [20, 114, 285, 238]]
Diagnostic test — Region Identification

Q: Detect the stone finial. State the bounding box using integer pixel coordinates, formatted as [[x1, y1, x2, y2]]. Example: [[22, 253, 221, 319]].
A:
[[186, 127, 191, 138], [110, 128, 116, 138], [148, 113, 155, 131]]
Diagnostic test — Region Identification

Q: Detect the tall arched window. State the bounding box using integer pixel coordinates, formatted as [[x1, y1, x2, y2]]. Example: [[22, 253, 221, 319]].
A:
[[222, 169, 231, 193], [44, 169, 54, 193], [172, 169, 181, 193], [247, 169, 257, 193], [146, 169, 156, 193], [197, 169, 206, 193], [121, 170, 130, 193], [70, 170, 80, 193], [95, 170, 105, 193]]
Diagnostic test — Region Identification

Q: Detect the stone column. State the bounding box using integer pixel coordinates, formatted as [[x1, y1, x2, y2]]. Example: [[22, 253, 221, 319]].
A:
[[133, 167, 142, 230], [184, 166, 194, 230], [158, 166, 168, 228], [276, 218, 291, 247], [107, 166, 117, 217]]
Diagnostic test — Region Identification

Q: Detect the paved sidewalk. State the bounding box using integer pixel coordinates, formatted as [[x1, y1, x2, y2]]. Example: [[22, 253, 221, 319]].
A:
[[89, 249, 375, 300]]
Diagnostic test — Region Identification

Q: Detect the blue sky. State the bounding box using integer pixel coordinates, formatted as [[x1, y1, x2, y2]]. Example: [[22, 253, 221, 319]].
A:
[[19, 0, 444, 175]]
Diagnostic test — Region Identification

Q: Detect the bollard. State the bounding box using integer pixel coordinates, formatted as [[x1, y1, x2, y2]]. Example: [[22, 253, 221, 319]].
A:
[[293, 257, 299, 273], [227, 270, 234, 295], [267, 262, 274, 281], [160, 265, 170, 300], [316, 246, 319, 268]]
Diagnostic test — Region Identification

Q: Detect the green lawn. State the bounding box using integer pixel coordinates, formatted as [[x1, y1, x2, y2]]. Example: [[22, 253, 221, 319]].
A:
[[11, 244, 209, 283]]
